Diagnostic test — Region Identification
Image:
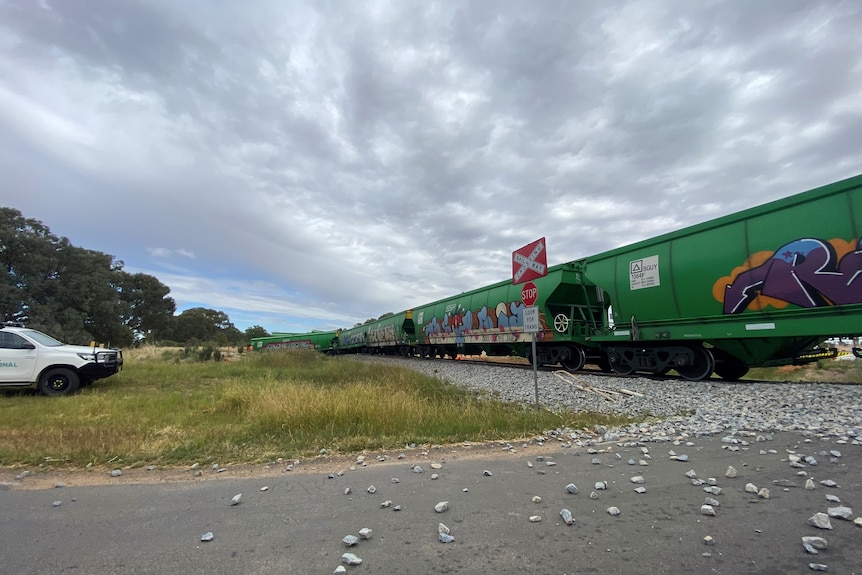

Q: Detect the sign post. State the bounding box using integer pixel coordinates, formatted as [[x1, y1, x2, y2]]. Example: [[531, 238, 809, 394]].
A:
[[523, 305, 540, 408], [513, 238, 548, 409]]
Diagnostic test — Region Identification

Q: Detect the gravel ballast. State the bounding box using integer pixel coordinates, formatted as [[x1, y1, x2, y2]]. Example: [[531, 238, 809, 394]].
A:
[[356, 356, 862, 444]]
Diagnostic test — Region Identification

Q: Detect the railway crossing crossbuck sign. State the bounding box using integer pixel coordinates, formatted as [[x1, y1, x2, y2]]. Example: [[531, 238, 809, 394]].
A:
[[512, 237, 548, 284]]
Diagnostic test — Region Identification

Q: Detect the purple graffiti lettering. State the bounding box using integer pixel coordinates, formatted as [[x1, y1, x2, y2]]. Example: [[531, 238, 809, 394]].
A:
[[724, 238, 862, 313]]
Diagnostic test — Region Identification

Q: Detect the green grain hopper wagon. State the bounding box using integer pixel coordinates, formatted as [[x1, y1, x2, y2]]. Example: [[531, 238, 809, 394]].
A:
[[411, 265, 606, 365], [580, 174, 862, 379], [363, 311, 418, 355], [251, 330, 339, 352]]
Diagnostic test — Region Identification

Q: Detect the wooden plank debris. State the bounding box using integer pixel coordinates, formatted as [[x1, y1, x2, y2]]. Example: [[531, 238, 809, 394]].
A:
[[553, 371, 618, 401]]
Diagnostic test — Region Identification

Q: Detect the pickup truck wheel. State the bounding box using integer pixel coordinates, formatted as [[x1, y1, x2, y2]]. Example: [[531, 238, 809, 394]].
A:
[[38, 368, 80, 396]]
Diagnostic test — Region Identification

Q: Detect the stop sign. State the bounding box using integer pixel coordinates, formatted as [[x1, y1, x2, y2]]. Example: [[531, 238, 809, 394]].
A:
[[521, 281, 538, 306]]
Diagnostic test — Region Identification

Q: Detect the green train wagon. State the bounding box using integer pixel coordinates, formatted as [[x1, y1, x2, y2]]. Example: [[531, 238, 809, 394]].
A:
[[411, 264, 606, 366], [579, 173, 862, 379], [364, 311, 418, 355], [337, 324, 368, 352], [250, 330, 339, 352]]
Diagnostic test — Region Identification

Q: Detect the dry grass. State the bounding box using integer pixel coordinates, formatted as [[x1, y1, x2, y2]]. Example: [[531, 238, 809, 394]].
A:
[[0, 348, 630, 469]]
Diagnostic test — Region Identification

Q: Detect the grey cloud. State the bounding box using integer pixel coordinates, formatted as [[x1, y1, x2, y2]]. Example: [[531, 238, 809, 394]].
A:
[[1, 0, 860, 331]]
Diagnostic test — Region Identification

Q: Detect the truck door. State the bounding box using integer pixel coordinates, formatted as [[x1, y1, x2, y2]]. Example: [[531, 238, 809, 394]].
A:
[[0, 331, 39, 383]]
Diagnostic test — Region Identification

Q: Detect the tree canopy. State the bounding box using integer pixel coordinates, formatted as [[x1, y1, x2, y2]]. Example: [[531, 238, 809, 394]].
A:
[[0, 207, 243, 347], [244, 325, 270, 340]]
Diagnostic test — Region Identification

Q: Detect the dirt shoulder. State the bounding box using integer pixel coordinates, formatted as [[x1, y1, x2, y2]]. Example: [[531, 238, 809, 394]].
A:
[[0, 437, 566, 490]]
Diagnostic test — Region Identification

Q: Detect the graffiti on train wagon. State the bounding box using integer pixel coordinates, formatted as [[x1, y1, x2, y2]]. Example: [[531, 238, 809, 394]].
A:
[[368, 324, 397, 345], [264, 340, 316, 350], [715, 237, 862, 313], [422, 300, 527, 344]]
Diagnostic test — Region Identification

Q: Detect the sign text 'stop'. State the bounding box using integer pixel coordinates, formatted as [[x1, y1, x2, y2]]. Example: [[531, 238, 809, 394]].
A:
[[521, 281, 538, 306], [512, 237, 548, 285]]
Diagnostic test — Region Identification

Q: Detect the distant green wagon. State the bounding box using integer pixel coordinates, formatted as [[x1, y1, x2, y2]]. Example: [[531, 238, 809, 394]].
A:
[[251, 330, 339, 352]]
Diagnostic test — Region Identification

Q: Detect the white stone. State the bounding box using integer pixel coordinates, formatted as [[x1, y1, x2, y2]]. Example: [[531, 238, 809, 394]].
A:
[[341, 553, 362, 565], [808, 513, 833, 530], [827, 506, 853, 520], [801, 536, 827, 550], [342, 535, 359, 547]]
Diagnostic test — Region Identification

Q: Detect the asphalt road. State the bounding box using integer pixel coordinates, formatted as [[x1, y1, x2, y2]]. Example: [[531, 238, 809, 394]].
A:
[[1, 432, 860, 575]]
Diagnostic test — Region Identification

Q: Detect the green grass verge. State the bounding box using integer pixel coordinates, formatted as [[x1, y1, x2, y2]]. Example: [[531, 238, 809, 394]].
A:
[[0, 349, 633, 469]]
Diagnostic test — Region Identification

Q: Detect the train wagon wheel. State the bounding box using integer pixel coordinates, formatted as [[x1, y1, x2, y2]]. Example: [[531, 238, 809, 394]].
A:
[[561, 347, 585, 372], [553, 314, 570, 333], [676, 347, 715, 381], [607, 351, 634, 375], [611, 363, 634, 376]]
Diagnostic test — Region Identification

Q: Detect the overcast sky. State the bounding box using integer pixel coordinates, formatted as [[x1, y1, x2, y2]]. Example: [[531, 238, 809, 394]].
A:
[[1, 0, 860, 333]]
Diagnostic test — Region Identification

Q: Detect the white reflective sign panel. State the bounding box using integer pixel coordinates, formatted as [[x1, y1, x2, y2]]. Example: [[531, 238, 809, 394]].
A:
[[523, 306, 540, 333]]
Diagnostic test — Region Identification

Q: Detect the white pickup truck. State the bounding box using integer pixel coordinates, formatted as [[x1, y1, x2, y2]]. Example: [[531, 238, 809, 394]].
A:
[[0, 323, 123, 396]]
